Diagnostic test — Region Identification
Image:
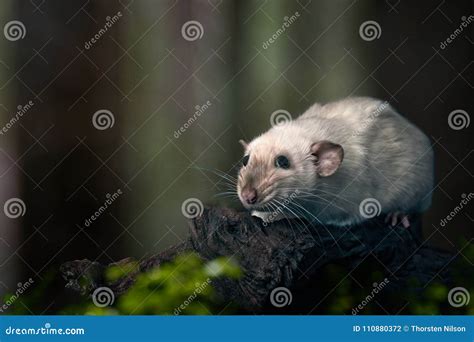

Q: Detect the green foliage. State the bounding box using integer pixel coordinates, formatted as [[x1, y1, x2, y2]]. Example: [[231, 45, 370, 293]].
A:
[[1, 271, 55, 315], [324, 241, 474, 315], [85, 253, 241, 315], [105, 261, 139, 283], [410, 240, 474, 315]]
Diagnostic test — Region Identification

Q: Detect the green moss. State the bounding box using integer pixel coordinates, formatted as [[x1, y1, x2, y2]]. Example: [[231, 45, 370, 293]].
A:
[[83, 252, 241, 315]]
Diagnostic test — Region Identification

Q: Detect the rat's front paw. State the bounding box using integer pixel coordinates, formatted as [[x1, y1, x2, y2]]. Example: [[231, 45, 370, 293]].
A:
[[251, 210, 273, 223], [251, 210, 291, 224]]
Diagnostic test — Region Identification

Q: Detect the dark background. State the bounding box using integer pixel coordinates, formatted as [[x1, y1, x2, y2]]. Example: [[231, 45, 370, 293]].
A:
[[0, 0, 472, 314]]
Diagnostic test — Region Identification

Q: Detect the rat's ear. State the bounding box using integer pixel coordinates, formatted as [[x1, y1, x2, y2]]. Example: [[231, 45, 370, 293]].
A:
[[310, 141, 344, 177], [239, 139, 248, 149]]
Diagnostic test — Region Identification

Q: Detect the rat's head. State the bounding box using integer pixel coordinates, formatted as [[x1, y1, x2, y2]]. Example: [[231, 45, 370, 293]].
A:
[[237, 125, 344, 211]]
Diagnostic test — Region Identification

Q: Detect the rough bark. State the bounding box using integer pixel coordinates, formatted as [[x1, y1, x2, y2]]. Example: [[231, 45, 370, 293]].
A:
[[60, 207, 454, 312]]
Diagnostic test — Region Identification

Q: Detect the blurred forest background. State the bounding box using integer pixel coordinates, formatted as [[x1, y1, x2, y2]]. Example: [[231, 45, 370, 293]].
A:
[[0, 0, 472, 314]]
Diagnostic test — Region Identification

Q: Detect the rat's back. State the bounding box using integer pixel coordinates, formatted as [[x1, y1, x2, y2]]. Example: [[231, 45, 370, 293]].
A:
[[296, 97, 434, 224]]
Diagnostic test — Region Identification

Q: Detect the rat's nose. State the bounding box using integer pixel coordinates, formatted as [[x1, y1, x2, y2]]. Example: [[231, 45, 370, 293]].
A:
[[242, 188, 257, 205]]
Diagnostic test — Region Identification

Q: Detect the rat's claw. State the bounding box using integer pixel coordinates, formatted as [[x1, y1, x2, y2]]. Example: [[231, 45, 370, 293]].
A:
[[401, 215, 410, 228], [385, 212, 410, 228], [391, 212, 399, 226]]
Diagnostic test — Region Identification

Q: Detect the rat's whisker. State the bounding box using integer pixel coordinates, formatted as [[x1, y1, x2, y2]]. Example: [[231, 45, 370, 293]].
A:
[[272, 198, 311, 236], [191, 166, 238, 185], [289, 201, 341, 248]]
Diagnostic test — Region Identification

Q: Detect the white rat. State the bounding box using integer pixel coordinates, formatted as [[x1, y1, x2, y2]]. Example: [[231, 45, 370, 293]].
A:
[[237, 97, 434, 228]]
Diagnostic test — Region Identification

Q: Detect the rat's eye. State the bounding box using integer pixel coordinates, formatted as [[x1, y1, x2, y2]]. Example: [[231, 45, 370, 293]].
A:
[[275, 155, 290, 169], [242, 155, 250, 166]]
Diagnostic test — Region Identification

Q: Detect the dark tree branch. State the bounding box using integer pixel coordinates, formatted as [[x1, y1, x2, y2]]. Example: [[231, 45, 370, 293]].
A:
[[60, 207, 454, 312]]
